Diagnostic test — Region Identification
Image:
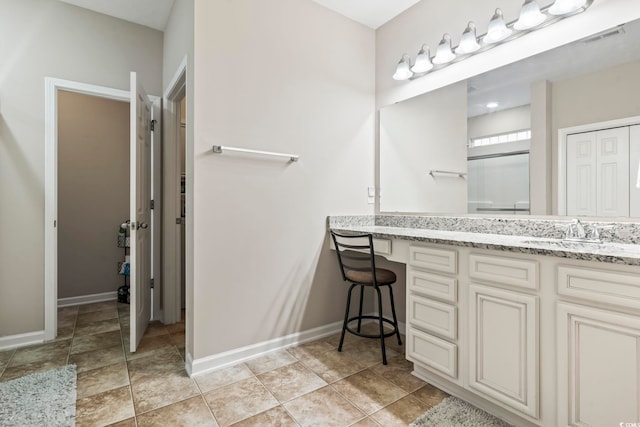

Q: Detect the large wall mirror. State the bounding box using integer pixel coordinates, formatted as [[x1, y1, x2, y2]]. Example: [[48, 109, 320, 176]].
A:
[[380, 18, 640, 218]]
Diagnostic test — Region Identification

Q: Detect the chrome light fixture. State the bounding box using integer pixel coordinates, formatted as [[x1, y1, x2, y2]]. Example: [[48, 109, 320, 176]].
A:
[[392, 0, 593, 82], [514, 0, 547, 30], [433, 34, 456, 65], [484, 9, 512, 44], [549, 0, 588, 15], [411, 45, 434, 73], [455, 22, 481, 55], [392, 54, 414, 81]]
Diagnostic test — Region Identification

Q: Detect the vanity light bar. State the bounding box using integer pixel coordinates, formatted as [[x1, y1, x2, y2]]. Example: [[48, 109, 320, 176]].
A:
[[393, 0, 594, 81]]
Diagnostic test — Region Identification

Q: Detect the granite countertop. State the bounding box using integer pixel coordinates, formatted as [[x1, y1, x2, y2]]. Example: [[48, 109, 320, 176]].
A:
[[330, 222, 640, 266]]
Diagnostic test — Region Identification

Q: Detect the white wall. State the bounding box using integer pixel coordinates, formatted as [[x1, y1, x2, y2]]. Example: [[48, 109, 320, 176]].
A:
[[468, 105, 531, 140], [0, 0, 163, 337], [58, 91, 130, 299], [380, 82, 468, 213], [192, 0, 375, 359]]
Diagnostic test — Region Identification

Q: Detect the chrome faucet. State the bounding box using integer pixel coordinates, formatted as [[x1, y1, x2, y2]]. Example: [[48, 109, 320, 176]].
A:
[[565, 218, 587, 240]]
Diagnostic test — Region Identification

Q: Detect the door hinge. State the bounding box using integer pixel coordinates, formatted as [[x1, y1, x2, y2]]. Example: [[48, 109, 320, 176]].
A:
[[150, 278, 154, 289], [150, 119, 157, 131], [176, 217, 183, 225], [150, 199, 154, 210], [54, 220, 57, 227]]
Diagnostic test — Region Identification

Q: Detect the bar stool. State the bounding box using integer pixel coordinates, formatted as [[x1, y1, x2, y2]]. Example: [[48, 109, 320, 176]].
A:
[[330, 231, 402, 365]]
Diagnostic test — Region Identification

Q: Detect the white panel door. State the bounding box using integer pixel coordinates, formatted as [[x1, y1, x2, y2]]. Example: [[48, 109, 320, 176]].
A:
[[557, 302, 640, 427], [630, 125, 640, 217], [596, 127, 629, 216], [130, 72, 152, 352], [468, 284, 539, 418], [567, 132, 597, 216]]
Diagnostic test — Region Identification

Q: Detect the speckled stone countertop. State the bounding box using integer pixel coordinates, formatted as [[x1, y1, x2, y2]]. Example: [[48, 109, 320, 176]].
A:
[[328, 215, 640, 266]]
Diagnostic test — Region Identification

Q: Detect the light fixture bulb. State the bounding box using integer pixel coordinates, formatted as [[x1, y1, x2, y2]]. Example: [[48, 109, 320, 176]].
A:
[[514, 0, 547, 30], [486, 101, 499, 108], [549, 0, 587, 15], [455, 22, 480, 55], [411, 45, 433, 73], [433, 34, 456, 65], [392, 54, 413, 81], [484, 8, 512, 44]]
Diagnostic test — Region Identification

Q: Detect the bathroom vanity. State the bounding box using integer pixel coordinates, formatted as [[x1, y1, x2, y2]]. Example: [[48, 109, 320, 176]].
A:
[[329, 215, 640, 427]]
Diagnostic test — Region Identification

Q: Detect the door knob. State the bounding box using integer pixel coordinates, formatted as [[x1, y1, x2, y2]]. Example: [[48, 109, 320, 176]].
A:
[[137, 222, 149, 230]]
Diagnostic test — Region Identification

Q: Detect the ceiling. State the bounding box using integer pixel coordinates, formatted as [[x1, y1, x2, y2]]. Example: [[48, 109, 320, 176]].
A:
[[58, 0, 176, 31], [59, 0, 419, 32]]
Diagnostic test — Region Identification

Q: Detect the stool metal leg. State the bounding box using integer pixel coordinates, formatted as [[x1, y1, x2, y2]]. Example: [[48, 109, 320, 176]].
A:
[[338, 284, 356, 352], [388, 285, 403, 345], [357, 286, 364, 333], [375, 286, 387, 365]]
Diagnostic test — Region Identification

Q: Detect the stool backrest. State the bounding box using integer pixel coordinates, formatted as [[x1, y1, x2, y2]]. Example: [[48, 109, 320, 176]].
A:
[[330, 231, 378, 285]]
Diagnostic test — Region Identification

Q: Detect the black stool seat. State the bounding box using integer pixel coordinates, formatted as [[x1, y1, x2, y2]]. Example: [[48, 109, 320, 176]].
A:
[[330, 231, 402, 365]]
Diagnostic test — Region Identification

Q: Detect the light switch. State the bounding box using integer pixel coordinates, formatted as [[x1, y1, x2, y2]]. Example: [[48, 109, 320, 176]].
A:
[[368, 187, 376, 197]]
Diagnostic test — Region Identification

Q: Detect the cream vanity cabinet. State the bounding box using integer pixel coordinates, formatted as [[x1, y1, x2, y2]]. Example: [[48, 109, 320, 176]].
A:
[[556, 264, 640, 427], [467, 253, 539, 419], [406, 245, 460, 381]]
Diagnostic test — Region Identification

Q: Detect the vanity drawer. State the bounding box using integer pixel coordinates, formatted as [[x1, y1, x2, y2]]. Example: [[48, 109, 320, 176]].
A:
[[408, 269, 457, 303], [409, 246, 457, 274], [408, 294, 457, 340], [407, 327, 457, 379], [558, 265, 640, 309], [469, 253, 538, 290]]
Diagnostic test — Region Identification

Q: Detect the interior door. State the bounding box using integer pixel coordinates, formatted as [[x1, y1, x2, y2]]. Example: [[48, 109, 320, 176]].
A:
[[130, 71, 152, 352], [566, 132, 597, 216], [596, 127, 629, 217]]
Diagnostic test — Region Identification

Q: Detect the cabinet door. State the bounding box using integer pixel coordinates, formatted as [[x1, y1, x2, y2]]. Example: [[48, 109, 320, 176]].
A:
[[596, 127, 629, 217], [468, 284, 538, 418], [557, 302, 640, 427]]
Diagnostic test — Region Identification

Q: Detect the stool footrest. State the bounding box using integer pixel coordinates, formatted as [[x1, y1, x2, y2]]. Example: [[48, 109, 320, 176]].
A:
[[345, 315, 398, 339]]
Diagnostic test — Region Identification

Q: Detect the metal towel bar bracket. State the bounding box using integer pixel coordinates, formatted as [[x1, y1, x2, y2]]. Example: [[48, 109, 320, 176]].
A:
[[429, 169, 467, 178], [212, 145, 299, 162]]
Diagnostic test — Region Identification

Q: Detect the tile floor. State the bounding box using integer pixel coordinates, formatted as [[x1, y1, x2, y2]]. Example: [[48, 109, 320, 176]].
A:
[[0, 301, 449, 426]]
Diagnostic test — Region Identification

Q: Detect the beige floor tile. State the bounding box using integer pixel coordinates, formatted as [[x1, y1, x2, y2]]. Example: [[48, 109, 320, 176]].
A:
[[71, 330, 122, 354], [170, 331, 186, 348], [230, 406, 297, 427], [77, 362, 130, 399], [58, 316, 77, 328], [203, 376, 279, 426], [339, 339, 399, 368], [324, 332, 364, 348], [143, 321, 169, 337], [195, 363, 253, 393], [58, 305, 79, 318], [0, 349, 15, 366], [287, 340, 334, 361], [178, 347, 186, 361], [78, 300, 118, 314], [107, 417, 137, 427], [125, 333, 174, 360], [74, 318, 121, 337], [76, 385, 135, 427], [258, 362, 327, 402], [368, 355, 425, 393], [8, 340, 70, 367], [332, 369, 408, 415], [166, 322, 185, 334], [76, 309, 119, 326], [369, 395, 429, 427], [349, 417, 381, 427], [127, 347, 184, 383], [69, 344, 125, 373], [137, 395, 218, 426], [245, 349, 297, 375], [131, 369, 199, 414], [284, 386, 366, 427], [0, 357, 68, 382], [299, 349, 365, 383], [411, 383, 449, 407], [55, 326, 76, 342]]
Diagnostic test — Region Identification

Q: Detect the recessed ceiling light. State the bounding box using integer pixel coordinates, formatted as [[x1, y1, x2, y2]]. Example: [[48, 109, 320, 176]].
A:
[[486, 102, 499, 108]]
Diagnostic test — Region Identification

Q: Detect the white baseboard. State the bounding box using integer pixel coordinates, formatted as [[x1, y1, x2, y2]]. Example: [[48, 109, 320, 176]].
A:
[[58, 291, 117, 307], [188, 316, 407, 378], [189, 321, 344, 377], [0, 330, 45, 351]]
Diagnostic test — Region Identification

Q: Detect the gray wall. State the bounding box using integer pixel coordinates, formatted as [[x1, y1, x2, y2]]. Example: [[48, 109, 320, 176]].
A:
[[0, 0, 163, 337], [57, 91, 130, 299], [192, 0, 376, 359]]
